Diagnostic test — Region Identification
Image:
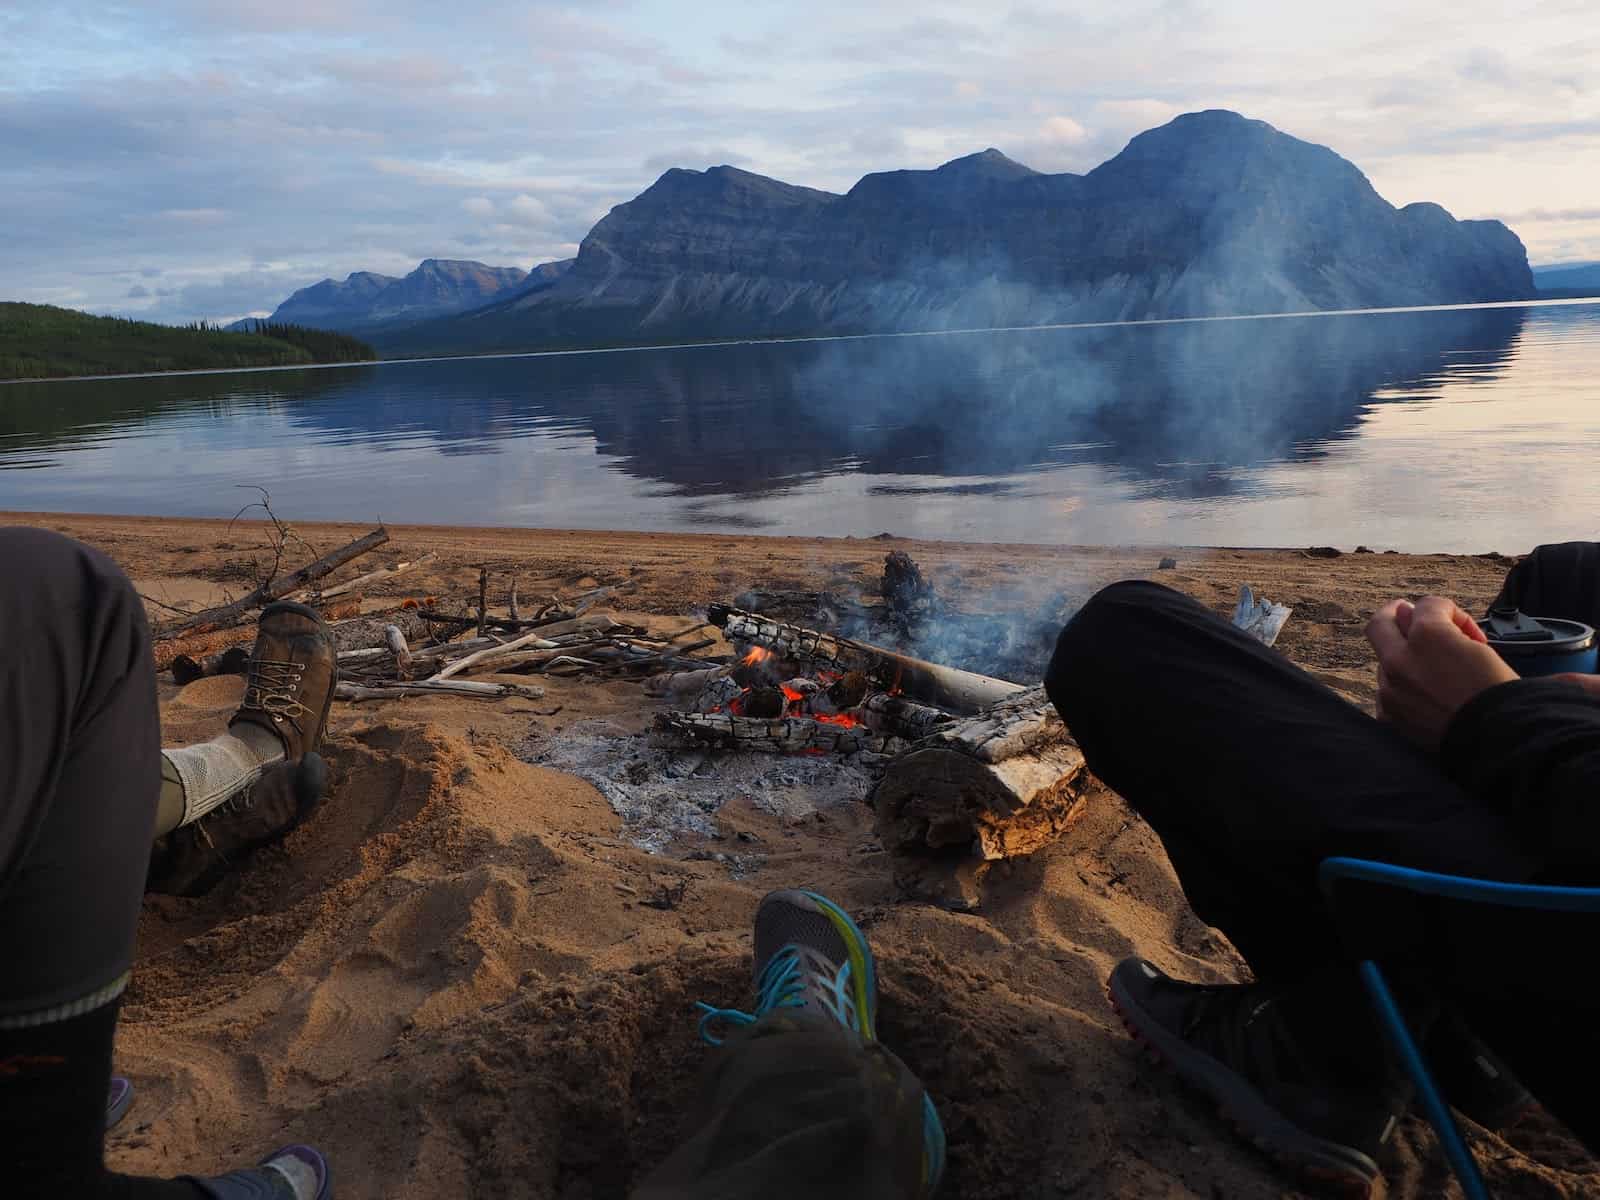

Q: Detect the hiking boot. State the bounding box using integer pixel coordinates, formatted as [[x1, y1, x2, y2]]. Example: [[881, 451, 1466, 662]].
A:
[[1109, 958, 1408, 1197], [1429, 1011, 1536, 1131], [184, 1144, 331, 1200], [231, 601, 338, 762], [147, 753, 328, 897], [696, 889, 947, 1195]]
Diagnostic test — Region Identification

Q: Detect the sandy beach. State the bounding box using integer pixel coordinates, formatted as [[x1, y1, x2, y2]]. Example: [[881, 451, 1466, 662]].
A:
[[11, 510, 1594, 1199]]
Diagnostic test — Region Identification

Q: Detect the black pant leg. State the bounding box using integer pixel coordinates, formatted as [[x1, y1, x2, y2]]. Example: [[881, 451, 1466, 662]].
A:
[[0, 529, 200, 1198], [632, 1013, 930, 1200], [1, 1003, 205, 1200], [1044, 581, 1540, 980], [1491, 541, 1600, 627], [0, 528, 161, 1017]]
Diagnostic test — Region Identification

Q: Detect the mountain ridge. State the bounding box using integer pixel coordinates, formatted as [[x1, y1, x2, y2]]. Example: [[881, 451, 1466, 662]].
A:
[[252, 111, 1534, 353], [252, 257, 574, 333]]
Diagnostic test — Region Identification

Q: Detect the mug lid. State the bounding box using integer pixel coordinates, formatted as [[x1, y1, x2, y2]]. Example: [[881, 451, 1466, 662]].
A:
[[1479, 607, 1596, 654]]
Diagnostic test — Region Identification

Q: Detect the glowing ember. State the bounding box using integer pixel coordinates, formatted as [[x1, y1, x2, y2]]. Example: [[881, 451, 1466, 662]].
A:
[[813, 711, 862, 729], [780, 683, 806, 703]]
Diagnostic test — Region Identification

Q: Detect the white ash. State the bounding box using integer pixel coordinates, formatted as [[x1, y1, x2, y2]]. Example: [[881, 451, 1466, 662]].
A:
[[520, 719, 879, 853]]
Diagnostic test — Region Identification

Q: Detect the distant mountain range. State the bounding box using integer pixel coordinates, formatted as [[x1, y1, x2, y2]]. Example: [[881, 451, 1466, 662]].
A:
[[1533, 261, 1600, 298], [234, 257, 574, 333], [246, 111, 1538, 353]]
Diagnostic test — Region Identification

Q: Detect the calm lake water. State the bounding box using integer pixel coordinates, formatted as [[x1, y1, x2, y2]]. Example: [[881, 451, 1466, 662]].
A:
[[4, 300, 1599, 552]]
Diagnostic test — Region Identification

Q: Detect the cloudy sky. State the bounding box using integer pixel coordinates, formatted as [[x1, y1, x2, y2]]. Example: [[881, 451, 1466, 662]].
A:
[[5, 0, 1597, 324]]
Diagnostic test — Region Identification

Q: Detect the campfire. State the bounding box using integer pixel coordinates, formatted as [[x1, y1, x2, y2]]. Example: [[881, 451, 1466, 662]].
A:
[[646, 604, 1011, 759], [645, 603, 1097, 908]]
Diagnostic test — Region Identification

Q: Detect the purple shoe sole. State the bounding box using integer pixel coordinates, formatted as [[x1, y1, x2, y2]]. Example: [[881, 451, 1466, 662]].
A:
[[183, 1144, 332, 1199], [106, 1077, 134, 1131]]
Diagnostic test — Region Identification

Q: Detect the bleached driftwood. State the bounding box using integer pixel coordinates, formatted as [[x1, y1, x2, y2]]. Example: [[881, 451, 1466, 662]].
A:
[[383, 624, 413, 679], [433, 629, 562, 680], [295, 552, 436, 602], [337, 634, 498, 667], [336, 679, 546, 702]]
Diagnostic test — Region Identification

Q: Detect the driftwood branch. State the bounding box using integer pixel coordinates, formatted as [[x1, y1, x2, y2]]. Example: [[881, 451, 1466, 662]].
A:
[[432, 628, 561, 680], [383, 624, 412, 679], [336, 679, 546, 702], [338, 635, 499, 667], [297, 553, 436, 602], [155, 527, 389, 639]]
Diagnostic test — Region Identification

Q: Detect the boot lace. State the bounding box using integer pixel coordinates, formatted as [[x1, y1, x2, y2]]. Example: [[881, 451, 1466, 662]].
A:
[[242, 659, 310, 729]]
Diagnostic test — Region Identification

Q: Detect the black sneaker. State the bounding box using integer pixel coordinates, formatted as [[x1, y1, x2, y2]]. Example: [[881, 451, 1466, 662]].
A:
[[1108, 958, 1406, 1197], [1429, 1012, 1536, 1131], [147, 753, 328, 897]]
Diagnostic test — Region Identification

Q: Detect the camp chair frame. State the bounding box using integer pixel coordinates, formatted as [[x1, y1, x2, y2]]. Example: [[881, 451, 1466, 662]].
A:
[[1318, 857, 1600, 1200]]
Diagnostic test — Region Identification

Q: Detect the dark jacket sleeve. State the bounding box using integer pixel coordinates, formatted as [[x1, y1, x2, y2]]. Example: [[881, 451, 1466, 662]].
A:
[[1440, 678, 1600, 873]]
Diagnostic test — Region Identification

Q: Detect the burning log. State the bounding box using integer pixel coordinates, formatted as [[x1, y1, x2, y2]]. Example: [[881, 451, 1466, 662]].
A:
[[873, 686, 1092, 908], [653, 711, 908, 758], [858, 693, 953, 740], [644, 666, 744, 711], [708, 605, 1023, 715]]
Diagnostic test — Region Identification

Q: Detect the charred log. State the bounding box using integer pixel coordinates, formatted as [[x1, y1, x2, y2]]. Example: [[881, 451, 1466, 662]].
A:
[[652, 712, 908, 758], [881, 550, 933, 616], [707, 605, 1022, 715]]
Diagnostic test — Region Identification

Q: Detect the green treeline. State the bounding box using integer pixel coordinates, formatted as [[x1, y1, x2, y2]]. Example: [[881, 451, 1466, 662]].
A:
[[0, 303, 376, 381]]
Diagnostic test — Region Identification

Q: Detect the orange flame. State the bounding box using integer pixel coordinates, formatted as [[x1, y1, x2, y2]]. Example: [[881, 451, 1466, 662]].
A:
[[742, 646, 774, 667]]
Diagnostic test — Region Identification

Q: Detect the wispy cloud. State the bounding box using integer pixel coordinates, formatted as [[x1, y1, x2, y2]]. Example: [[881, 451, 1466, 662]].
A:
[[4, 0, 1598, 322]]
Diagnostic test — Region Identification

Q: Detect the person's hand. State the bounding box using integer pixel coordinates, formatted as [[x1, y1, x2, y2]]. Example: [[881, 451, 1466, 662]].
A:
[[1366, 595, 1518, 749]]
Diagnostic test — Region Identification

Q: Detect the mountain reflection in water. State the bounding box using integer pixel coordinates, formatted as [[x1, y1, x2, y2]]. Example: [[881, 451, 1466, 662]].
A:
[[4, 301, 1598, 552]]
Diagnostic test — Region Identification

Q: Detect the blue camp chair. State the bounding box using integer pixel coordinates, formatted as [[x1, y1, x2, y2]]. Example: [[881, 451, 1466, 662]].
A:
[[1318, 857, 1600, 1200]]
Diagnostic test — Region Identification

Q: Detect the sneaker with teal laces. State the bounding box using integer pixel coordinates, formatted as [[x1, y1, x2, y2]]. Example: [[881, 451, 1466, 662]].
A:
[[696, 889, 947, 1195]]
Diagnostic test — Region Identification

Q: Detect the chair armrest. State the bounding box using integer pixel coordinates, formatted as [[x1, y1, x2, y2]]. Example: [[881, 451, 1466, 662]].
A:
[[1319, 857, 1600, 913]]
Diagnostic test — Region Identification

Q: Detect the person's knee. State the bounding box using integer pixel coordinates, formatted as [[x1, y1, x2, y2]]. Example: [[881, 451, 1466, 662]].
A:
[[0, 528, 144, 641], [1047, 581, 1178, 678]]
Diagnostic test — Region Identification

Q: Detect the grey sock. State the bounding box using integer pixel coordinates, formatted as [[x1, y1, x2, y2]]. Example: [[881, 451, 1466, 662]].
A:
[[161, 724, 286, 827]]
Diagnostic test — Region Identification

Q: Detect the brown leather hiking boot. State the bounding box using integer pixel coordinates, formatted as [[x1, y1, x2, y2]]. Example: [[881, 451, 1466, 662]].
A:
[[147, 753, 328, 896], [231, 600, 338, 761]]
